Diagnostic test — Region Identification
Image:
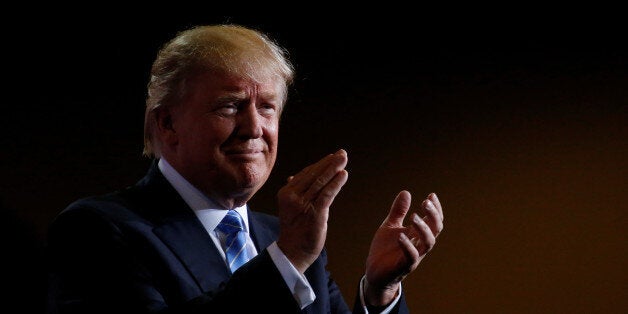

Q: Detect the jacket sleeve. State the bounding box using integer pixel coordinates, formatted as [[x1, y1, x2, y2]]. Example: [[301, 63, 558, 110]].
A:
[[351, 284, 410, 314], [307, 248, 410, 314]]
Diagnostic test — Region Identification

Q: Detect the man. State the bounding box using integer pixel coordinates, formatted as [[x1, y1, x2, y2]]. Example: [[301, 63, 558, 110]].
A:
[[46, 24, 444, 313]]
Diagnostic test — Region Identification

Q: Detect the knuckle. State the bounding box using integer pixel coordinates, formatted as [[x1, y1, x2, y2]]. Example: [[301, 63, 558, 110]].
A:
[[314, 177, 326, 188], [426, 237, 436, 249], [282, 192, 301, 205], [319, 188, 336, 199]]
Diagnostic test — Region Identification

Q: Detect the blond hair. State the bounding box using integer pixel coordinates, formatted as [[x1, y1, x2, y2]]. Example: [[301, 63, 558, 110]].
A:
[[143, 24, 294, 157]]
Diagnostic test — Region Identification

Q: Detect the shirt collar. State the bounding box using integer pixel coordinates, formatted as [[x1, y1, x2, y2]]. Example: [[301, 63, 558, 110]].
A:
[[157, 158, 249, 232]]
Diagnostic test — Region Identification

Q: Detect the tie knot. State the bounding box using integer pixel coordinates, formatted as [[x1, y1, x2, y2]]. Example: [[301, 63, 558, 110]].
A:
[[216, 210, 245, 235]]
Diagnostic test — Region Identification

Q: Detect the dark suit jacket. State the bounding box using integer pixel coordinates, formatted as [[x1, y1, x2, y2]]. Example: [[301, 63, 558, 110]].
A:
[[46, 162, 408, 314]]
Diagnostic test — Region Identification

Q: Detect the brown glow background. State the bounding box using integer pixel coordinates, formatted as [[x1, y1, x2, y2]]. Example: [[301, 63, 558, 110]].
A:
[[3, 11, 626, 313]]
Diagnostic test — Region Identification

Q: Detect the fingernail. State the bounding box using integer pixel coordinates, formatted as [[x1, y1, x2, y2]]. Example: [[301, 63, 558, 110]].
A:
[[413, 213, 421, 223], [399, 233, 408, 242]]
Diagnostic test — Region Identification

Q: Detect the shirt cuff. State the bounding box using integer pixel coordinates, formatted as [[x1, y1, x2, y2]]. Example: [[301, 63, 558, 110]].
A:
[[267, 241, 316, 309], [359, 275, 402, 314]]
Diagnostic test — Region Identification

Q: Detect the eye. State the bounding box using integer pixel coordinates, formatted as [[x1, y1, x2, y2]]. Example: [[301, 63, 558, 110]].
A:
[[258, 103, 277, 116], [216, 103, 238, 116]]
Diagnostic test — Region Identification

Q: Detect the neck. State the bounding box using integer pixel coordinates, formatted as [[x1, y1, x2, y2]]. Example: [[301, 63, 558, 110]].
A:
[[206, 190, 251, 209]]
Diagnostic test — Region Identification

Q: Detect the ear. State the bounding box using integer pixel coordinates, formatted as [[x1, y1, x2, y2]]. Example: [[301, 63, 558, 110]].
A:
[[154, 106, 178, 148]]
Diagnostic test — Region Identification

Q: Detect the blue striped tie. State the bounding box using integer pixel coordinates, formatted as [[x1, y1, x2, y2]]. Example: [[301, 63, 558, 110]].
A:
[[216, 210, 250, 273]]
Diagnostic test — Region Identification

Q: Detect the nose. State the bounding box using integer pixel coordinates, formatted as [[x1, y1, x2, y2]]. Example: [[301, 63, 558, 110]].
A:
[[236, 104, 263, 139]]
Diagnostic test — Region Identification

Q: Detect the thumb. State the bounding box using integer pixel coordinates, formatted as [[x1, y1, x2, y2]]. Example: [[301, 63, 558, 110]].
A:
[[384, 190, 412, 227]]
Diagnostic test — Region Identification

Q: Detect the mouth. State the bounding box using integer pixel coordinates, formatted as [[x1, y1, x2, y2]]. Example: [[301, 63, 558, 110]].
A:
[[224, 148, 265, 159]]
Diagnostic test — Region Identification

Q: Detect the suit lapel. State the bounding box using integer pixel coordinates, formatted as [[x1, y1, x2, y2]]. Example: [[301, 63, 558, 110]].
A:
[[134, 162, 289, 296], [153, 216, 231, 292], [133, 161, 231, 292], [247, 210, 277, 252]]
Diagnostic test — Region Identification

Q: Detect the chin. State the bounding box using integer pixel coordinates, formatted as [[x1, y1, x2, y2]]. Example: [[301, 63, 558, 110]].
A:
[[234, 161, 270, 184], [236, 175, 264, 193]]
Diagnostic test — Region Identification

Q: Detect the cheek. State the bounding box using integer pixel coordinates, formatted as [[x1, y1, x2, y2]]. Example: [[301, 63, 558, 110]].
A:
[[184, 122, 232, 153], [202, 119, 234, 140], [264, 120, 279, 143]]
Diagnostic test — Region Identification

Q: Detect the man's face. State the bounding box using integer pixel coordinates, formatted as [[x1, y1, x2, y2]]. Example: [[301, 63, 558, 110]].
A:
[[165, 71, 284, 208]]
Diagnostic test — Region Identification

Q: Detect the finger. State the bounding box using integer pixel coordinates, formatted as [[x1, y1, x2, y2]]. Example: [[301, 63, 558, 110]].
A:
[[410, 213, 436, 256], [286, 176, 294, 182], [398, 233, 420, 272], [384, 190, 411, 227], [428, 193, 443, 221], [422, 199, 443, 237], [285, 157, 326, 189], [312, 169, 349, 211], [303, 150, 348, 201], [289, 150, 346, 193]]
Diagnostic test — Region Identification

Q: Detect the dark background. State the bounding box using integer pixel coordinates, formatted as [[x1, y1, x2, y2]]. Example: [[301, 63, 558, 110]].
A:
[[3, 9, 627, 313]]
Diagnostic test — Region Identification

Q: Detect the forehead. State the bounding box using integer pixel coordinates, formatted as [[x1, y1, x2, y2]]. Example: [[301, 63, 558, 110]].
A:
[[190, 71, 286, 100]]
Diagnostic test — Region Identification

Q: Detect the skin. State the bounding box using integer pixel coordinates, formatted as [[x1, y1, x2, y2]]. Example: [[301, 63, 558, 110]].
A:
[[364, 191, 444, 305], [157, 71, 283, 209], [156, 70, 444, 307]]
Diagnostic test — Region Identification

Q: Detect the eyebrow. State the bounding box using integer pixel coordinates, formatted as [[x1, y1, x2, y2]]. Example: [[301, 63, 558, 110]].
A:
[[215, 89, 281, 104], [214, 93, 247, 104]]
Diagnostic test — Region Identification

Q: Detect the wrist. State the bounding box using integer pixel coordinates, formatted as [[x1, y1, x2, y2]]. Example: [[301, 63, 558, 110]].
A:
[[276, 240, 314, 273], [364, 277, 399, 306]]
